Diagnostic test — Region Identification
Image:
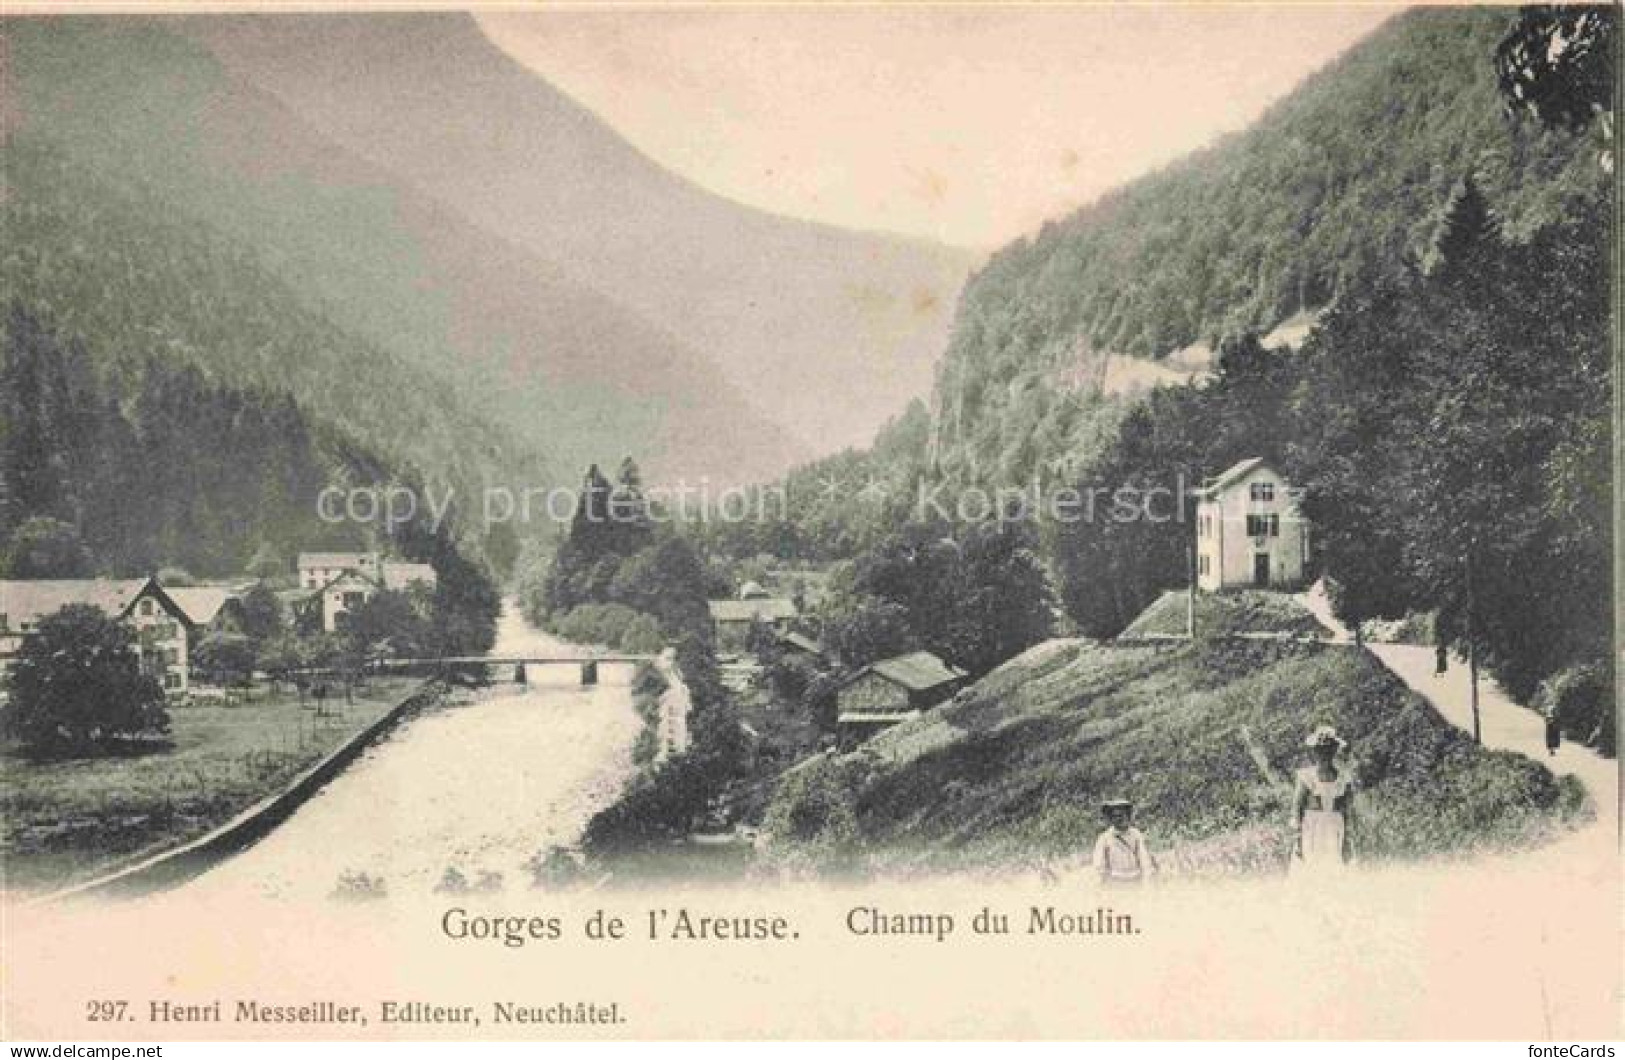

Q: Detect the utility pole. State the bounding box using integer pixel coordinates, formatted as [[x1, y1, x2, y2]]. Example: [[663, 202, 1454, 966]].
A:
[[1466, 545, 1481, 744]]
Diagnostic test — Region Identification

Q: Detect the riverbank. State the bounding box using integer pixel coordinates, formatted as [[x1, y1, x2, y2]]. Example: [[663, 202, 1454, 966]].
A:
[[170, 601, 642, 902], [1, 677, 420, 897]]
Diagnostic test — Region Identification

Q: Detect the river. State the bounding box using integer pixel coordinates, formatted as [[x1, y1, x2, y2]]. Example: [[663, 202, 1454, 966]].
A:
[[178, 600, 642, 901]]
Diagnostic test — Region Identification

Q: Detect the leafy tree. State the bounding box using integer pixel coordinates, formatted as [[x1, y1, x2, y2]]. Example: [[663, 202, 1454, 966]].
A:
[[4, 517, 93, 578], [192, 631, 257, 687], [259, 631, 312, 696], [1496, 6, 1616, 170], [2, 604, 169, 752], [483, 520, 520, 584], [948, 518, 1055, 676], [345, 589, 429, 661], [235, 582, 284, 643], [822, 594, 917, 669]]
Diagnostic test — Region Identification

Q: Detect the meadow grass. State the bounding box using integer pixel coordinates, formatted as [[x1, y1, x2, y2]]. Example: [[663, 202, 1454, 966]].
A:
[[761, 639, 1590, 878], [1, 677, 418, 894], [1120, 589, 1330, 640]]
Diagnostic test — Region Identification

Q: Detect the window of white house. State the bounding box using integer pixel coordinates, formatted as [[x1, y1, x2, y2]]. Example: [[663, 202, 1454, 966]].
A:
[[139, 598, 155, 616], [1246, 514, 1281, 537], [1250, 482, 1275, 502], [163, 672, 181, 689]]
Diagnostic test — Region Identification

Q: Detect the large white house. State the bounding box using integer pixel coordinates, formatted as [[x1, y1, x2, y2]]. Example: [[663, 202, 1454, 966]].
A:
[[0, 577, 192, 694], [1193, 458, 1311, 592], [295, 553, 437, 633]]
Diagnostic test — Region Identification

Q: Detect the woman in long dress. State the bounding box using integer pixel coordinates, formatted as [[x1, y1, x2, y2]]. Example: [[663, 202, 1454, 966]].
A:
[[1290, 725, 1355, 874]]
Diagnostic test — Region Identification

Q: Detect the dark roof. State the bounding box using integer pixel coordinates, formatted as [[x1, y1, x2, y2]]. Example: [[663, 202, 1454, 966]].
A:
[[1192, 457, 1268, 498], [778, 631, 826, 656], [708, 598, 798, 623], [843, 650, 966, 693]]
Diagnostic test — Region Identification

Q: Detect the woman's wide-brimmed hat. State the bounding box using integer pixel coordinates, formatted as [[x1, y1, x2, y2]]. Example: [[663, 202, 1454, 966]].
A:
[[1101, 797, 1134, 811], [1304, 724, 1347, 750]]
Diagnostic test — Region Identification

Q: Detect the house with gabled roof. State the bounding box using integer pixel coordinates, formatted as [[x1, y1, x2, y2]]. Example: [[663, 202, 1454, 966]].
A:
[[708, 593, 799, 653], [0, 577, 192, 694], [1192, 457, 1311, 591], [835, 649, 967, 745]]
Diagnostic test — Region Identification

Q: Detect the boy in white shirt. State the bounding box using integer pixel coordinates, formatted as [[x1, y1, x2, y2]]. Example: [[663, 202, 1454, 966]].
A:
[[1092, 797, 1155, 886]]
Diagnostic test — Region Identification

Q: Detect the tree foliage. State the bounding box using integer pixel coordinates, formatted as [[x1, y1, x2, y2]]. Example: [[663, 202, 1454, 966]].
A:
[[2, 604, 170, 752]]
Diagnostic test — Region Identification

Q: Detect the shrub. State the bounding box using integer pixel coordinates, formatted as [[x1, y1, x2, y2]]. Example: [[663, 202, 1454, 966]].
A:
[[1534, 661, 1615, 757], [3, 604, 170, 753], [759, 754, 869, 877]]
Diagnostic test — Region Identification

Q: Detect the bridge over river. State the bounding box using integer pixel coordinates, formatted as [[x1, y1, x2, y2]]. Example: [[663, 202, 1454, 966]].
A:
[[374, 651, 657, 686], [170, 601, 644, 902]]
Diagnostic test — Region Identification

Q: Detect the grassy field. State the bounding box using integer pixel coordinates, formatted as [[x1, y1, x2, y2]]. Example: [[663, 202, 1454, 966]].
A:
[[1, 677, 420, 894], [759, 638, 1589, 878], [1119, 589, 1331, 640]]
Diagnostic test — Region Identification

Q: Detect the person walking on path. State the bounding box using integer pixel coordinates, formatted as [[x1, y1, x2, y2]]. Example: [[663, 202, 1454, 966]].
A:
[[1435, 642, 1449, 676], [1092, 798, 1155, 886], [1291, 725, 1356, 875], [1544, 704, 1562, 757]]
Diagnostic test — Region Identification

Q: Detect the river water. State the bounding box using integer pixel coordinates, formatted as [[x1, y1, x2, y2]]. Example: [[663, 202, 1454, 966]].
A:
[[178, 601, 641, 902]]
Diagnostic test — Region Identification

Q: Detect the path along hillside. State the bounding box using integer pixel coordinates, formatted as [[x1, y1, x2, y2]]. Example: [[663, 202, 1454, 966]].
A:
[[761, 627, 1590, 878]]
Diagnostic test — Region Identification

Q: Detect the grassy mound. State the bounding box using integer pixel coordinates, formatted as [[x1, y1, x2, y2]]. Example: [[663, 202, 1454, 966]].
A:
[[759, 639, 1587, 878], [1119, 590, 1330, 640]]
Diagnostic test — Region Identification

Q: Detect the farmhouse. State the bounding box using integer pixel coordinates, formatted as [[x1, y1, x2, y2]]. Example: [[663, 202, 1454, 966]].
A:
[[1193, 458, 1311, 592], [707, 589, 798, 653], [306, 564, 437, 633], [298, 551, 381, 590], [835, 650, 967, 745], [0, 577, 191, 694], [166, 583, 253, 637], [291, 552, 438, 632]]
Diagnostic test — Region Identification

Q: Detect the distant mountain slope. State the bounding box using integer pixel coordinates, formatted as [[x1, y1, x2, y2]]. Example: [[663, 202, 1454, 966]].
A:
[[2, 16, 808, 485], [1, 136, 535, 523], [928, 6, 1607, 485], [184, 13, 974, 456]]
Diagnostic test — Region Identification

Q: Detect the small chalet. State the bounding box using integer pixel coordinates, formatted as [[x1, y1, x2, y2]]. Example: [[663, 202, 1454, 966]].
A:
[[1193, 457, 1311, 592], [0, 577, 192, 694], [835, 650, 967, 746], [708, 586, 799, 653]]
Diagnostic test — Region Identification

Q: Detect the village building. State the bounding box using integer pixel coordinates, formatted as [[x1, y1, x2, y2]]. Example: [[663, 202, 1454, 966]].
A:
[[304, 562, 438, 634], [1193, 457, 1311, 592], [835, 650, 967, 746], [0, 577, 192, 694], [166, 584, 253, 637], [297, 551, 382, 590], [708, 586, 799, 654], [776, 630, 827, 661]]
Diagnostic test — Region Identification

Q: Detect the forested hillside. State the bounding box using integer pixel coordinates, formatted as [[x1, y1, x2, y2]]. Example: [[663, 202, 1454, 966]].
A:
[[1, 138, 545, 534], [1, 307, 379, 577], [719, 7, 1613, 757], [929, 6, 1607, 485]]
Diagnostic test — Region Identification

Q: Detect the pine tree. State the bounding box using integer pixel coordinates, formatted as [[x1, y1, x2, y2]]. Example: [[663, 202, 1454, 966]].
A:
[[1429, 175, 1500, 279]]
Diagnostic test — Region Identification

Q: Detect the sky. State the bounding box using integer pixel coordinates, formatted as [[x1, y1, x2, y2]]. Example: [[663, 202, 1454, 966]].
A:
[[477, 5, 1398, 250]]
